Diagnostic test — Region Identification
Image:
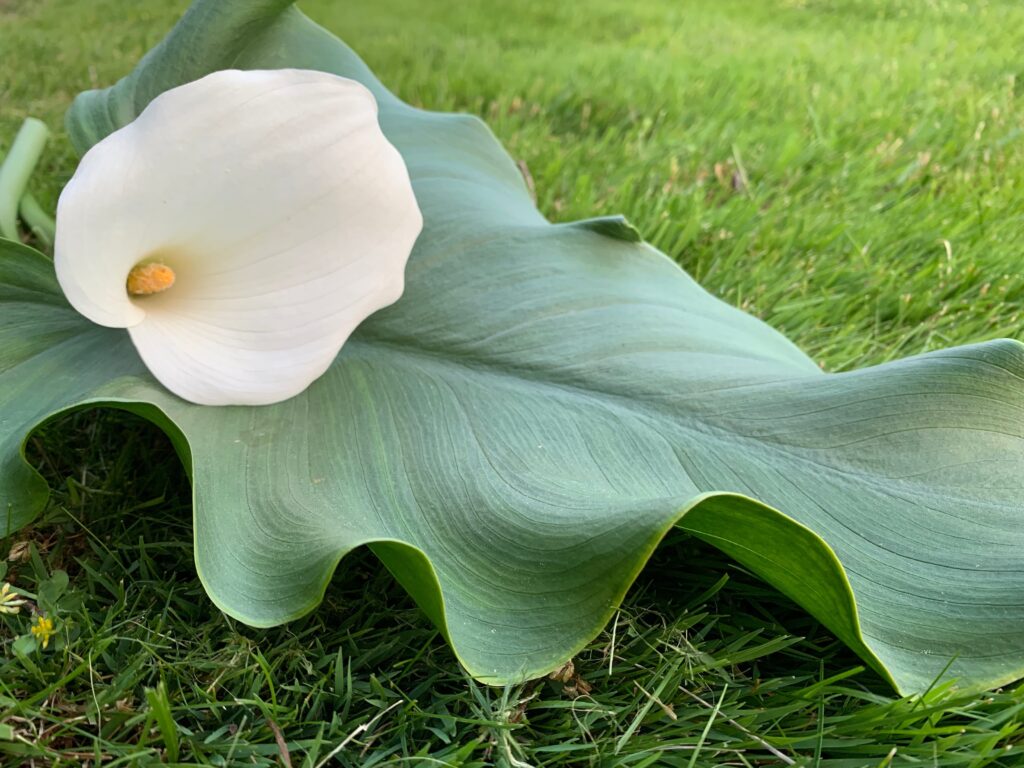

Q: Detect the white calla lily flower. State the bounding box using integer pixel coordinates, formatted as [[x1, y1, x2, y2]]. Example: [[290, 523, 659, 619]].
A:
[[55, 69, 422, 406]]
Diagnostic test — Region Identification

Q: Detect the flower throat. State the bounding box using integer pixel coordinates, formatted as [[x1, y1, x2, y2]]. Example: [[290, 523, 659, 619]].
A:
[[127, 262, 175, 296]]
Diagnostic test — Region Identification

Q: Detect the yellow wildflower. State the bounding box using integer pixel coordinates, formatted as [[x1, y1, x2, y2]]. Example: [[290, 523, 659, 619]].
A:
[[0, 582, 27, 615], [30, 615, 55, 649]]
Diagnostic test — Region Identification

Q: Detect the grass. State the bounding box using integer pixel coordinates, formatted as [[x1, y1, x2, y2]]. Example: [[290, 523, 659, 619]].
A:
[[2, 0, 1024, 764]]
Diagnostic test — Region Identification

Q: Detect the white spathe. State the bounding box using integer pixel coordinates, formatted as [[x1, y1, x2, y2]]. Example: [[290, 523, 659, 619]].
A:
[[55, 69, 423, 406]]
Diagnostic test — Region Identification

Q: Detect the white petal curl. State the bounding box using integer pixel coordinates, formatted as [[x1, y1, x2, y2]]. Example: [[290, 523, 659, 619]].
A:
[[55, 69, 423, 406]]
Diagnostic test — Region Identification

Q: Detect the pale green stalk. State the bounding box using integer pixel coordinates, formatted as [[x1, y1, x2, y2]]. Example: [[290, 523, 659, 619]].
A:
[[0, 117, 49, 239], [18, 191, 56, 252]]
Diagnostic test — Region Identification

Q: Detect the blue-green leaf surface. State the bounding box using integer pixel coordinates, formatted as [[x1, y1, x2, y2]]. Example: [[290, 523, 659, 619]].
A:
[[1, 0, 1023, 695]]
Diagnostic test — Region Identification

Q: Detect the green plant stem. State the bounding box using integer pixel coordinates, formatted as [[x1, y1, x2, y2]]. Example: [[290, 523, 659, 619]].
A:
[[18, 192, 55, 252], [0, 117, 49, 240]]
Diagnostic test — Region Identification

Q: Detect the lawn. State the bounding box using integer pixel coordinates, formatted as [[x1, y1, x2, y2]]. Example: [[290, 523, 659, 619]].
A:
[[2, 0, 1024, 765]]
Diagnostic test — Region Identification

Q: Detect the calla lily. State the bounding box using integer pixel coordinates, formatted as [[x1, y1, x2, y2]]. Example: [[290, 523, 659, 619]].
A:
[[54, 68, 422, 406]]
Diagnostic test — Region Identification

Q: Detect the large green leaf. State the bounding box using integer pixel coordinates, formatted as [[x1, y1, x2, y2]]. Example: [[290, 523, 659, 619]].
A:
[[2, 0, 1023, 696]]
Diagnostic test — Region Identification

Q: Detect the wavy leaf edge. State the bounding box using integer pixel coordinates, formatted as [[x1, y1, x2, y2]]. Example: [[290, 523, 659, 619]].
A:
[[17, 381, 897, 690]]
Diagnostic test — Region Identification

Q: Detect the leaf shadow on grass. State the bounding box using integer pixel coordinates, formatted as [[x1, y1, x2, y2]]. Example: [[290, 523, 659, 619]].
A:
[[17, 406, 466, 671], [628, 530, 889, 693]]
